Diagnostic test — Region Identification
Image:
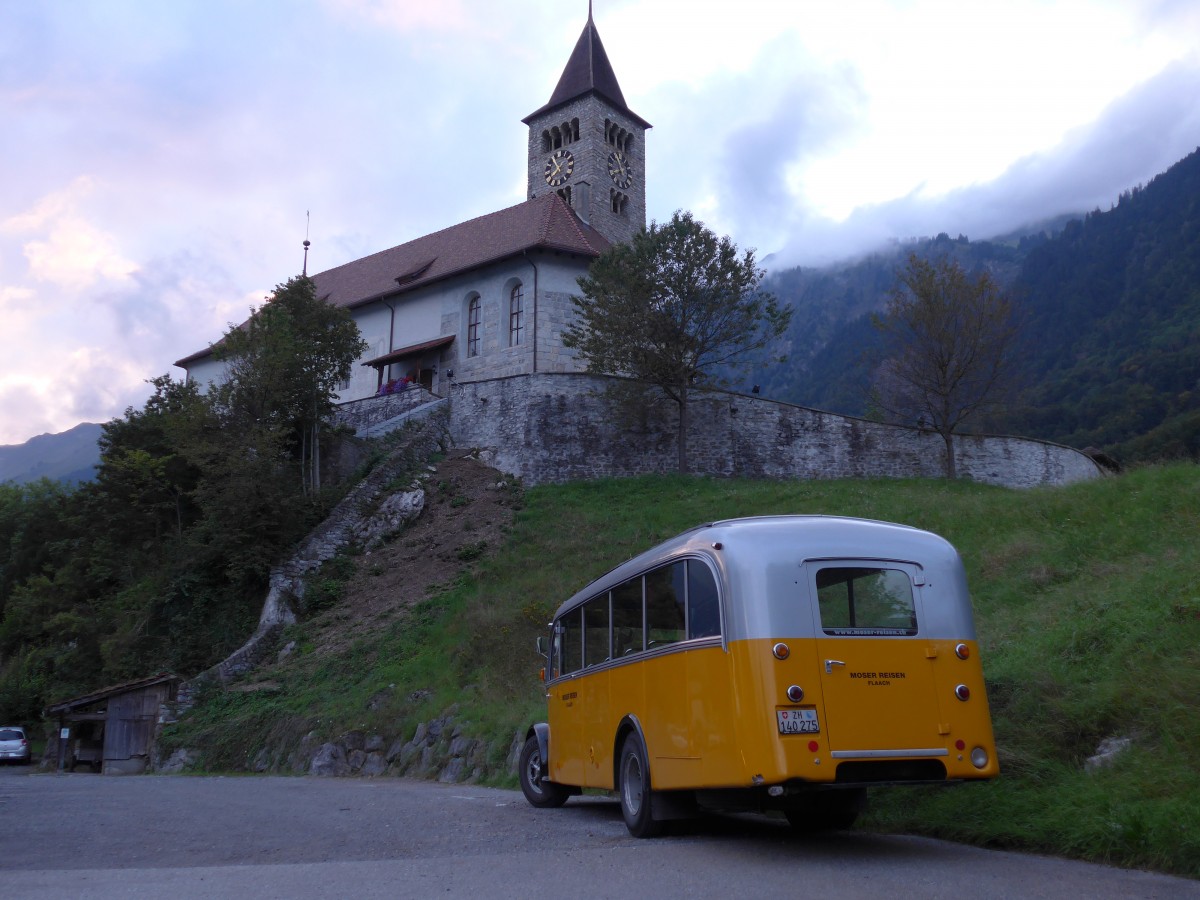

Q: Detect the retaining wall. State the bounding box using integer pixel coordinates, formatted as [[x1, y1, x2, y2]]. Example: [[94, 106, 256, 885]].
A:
[[447, 373, 1102, 488]]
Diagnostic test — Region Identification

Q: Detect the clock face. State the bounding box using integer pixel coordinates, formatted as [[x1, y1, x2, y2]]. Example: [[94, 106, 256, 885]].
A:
[[544, 149, 574, 187], [608, 150, 633, 189]]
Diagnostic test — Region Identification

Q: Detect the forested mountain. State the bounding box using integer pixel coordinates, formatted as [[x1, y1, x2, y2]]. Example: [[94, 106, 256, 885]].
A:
[[0, 423, 102, 485], [754, 147, 1200, 463]]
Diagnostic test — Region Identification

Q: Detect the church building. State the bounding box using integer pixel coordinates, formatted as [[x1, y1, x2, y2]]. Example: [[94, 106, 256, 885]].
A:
[[176, 10, 650, 403]]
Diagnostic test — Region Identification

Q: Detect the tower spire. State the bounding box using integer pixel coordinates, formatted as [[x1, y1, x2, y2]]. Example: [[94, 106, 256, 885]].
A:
[[302, 210, 311, 276]]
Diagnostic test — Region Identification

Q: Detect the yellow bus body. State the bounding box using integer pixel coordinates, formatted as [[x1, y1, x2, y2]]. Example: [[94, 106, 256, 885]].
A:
[[549, 636, 997, 791]]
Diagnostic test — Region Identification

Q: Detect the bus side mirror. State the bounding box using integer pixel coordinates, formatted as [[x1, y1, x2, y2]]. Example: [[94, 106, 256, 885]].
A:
[[536, 636, 548, 656]]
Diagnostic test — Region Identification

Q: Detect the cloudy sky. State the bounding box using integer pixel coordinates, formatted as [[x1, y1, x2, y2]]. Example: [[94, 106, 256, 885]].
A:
[[2, 0, 1199, 446]]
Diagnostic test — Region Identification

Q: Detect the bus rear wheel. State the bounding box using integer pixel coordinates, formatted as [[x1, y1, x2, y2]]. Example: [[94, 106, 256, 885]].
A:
[[518, 735, 570, 808], [619, 733, 665, 838]]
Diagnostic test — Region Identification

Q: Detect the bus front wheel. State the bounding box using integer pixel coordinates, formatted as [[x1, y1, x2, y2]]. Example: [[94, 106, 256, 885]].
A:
[[518, 735, 570, 808], [619, 733, 665, 838]]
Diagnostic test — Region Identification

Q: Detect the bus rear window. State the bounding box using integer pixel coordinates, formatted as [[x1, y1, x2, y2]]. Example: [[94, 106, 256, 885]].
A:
[[816, 566, 917, 635]]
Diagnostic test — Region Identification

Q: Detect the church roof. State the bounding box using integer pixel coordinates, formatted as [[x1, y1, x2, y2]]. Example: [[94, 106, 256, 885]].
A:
[[175, 194, 609, 367], [316, 193, 610, 311], [522, 12, 651, 129]]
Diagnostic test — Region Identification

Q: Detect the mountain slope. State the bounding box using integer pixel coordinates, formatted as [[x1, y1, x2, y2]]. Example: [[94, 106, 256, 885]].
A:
[[756, 146, 1200, 462], [0, 422, 102, 485]]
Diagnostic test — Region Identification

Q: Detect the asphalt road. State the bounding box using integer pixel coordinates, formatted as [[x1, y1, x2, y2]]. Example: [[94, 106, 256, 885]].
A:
[[1, 767, 1195, 899]]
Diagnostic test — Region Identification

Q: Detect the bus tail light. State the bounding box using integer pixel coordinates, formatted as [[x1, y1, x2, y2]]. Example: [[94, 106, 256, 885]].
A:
[[954, 684, 970, 701], [955, 643, 970, 660], [772, 642, 790, 660], [539, 667, 546, 683], [970, 746, 989, 769], [786, 685, 804, 702]]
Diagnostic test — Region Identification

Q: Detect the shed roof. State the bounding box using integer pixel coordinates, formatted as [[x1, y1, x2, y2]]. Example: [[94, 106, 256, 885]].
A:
[[44, 673, 183, 716]]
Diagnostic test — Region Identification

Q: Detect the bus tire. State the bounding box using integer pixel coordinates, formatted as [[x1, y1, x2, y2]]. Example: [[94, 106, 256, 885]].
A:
[[518, 735, 570, 808], [619, 733, 665, 838]]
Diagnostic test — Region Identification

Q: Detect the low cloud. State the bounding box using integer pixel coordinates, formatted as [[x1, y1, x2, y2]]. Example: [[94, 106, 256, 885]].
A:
[[765, 60, 1200, 268]]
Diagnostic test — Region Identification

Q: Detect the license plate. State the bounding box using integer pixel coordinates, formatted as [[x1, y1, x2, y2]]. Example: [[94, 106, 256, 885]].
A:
[[777, 708, 820, 734]]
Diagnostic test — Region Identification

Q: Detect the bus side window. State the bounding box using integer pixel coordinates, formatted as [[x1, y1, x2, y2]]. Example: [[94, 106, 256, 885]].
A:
[[687, 560, 721, 639], [645, 562, 686, 647], [612, 578, 644, 656], [583, 594, 611, 666], [560, 609, 583, 674]]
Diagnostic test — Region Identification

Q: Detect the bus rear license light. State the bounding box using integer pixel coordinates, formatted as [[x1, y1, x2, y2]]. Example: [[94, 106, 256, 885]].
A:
[[773, 642, 790, 660], [786, 685, 804, 702], [954, 684, 971, 701], [955, 643, 970, 660], [971, 747, 989, 769]]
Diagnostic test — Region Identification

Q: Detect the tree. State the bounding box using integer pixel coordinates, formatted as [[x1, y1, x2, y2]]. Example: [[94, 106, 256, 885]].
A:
[[215, 275, 367, 495], [871, 254, 1019, 478], [564, 211, 791, 472]]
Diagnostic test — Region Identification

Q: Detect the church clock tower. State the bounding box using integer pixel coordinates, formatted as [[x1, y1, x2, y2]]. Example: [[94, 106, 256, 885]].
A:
[[522, 9, 651, 246]]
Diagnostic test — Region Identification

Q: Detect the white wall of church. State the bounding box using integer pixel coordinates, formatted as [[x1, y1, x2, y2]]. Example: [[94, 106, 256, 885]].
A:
[[337, 303, 392, 402], [183, 354, 226, 392]]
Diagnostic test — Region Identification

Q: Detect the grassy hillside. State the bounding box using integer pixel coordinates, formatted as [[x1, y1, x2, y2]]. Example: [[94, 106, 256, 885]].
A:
[[166, 463, 1200, 877]]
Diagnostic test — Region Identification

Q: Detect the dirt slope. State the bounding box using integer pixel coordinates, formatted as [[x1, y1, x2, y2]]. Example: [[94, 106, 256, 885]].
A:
[[306, 453, 520, 657]]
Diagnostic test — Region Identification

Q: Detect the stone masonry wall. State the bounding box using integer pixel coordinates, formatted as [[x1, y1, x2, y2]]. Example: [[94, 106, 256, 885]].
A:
[[449, 373, 1102, 489], [334, 386, 439, 434]]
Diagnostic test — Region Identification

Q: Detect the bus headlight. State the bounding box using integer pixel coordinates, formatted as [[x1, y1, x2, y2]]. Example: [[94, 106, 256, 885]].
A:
[[970, 747, 989, 769]]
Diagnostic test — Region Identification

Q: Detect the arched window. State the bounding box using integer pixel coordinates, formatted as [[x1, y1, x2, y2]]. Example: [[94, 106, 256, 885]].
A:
[[611, 190, 629, 215], [467, 295, 481, 357], [509, 283, 524, 347]]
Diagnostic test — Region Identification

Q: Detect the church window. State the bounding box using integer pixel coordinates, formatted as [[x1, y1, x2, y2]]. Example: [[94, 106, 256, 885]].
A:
[[556, 185, 572, 206], [610, 190, 629, 215], [605, 120, 632, 152], [467, 295, 481, 357], [509, 284, 524, 347]]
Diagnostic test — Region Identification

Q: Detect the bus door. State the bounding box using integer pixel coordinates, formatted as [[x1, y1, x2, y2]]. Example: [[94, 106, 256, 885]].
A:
[[806, 561, 945, 756], [549, 609, 586, 786]]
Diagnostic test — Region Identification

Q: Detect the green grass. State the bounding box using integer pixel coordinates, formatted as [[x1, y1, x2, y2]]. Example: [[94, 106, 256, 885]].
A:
[[164, 463, 1200, 877]]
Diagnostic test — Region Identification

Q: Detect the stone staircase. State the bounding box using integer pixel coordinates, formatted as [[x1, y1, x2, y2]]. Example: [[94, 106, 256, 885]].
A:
[[356, 396, 449, 439]]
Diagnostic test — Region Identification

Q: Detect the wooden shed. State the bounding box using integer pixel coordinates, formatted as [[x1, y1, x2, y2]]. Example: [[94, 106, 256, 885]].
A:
[[45, 673, 182, 774]]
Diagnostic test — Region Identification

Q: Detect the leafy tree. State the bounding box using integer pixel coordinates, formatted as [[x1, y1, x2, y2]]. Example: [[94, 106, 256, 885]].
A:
[[564, 211, 791, 472], [215, 275, 367, 494], [871, 254, 1019, 478]]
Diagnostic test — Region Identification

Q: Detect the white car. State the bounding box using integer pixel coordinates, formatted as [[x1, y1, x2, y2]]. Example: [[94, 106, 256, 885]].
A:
[[0, 726, 31, 765]]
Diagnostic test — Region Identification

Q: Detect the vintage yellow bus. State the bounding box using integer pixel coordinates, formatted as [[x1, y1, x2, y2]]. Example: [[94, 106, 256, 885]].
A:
[[518, 515, 998, 837]]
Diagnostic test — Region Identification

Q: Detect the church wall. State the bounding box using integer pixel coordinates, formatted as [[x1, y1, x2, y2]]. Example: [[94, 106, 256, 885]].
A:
[[527, 251, 590, 375], [183, 355, 225, 393], [436, 263, 536, 383], [449, 373, 1102, 489], [338, 303, 393, 402]]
